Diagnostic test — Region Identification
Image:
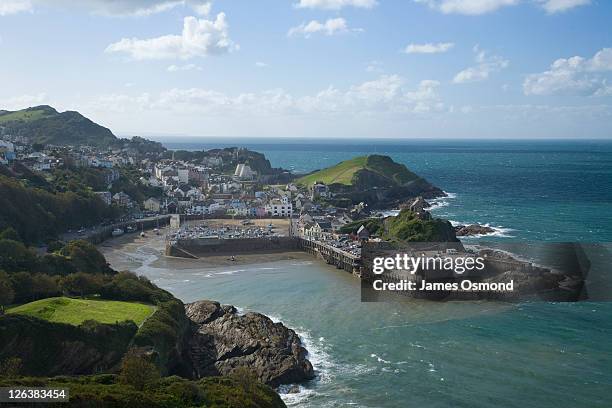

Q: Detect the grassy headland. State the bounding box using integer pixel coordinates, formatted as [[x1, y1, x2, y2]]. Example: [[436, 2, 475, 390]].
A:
[[8, 297, 155, 326], [296, 154, 420, 187]]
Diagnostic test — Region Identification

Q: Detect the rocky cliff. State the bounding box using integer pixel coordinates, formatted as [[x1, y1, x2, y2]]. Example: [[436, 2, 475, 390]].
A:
[[185, 300, 314, 387]]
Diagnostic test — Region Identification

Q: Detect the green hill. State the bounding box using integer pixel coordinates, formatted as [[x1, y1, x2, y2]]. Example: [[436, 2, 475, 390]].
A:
[[0, 105, 118, 147], [297, 155, 420, 187], [339, 209, 458, 242], [296, 155, 444, 208], [8, 297, 155, 326]]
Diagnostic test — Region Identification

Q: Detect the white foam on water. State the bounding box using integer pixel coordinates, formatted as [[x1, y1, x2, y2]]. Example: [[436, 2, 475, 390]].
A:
[[214, 269, 246, 275], [370, 353, 391, 364], [270, 313, 373, 407], [449, 220, 517, 239]]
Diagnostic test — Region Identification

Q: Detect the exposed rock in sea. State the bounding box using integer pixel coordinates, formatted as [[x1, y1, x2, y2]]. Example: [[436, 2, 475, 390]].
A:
[[185, 300, 315, 387], [455, 224, 496, 236]]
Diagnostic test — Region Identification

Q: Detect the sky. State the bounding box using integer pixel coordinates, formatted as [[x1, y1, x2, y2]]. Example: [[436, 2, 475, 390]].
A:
[[0, 0, 611, 139]]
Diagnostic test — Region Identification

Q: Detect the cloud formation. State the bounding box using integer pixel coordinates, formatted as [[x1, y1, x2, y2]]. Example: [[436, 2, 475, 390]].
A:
[[288, 18, 361, 38], [0, 0, 32, 16], [523, 48, 612, 96], [0, 93, 47, 110], [453, 47, 509, 83], [295, 0, 377, 10], [167, 63, 202, 72], [536, 0, 590, 14], [404, 42, 454, 54], [105, 13, 236, 60], [414, 0, 518, 15], [0, 0, 213, 17], [91, 75, 444, 117]]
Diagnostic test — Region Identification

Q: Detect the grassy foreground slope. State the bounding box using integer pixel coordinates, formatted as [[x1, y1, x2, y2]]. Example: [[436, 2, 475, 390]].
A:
[[296, 155, 420, 187], [8, 297, 155, 326], [0, 375, 287, 408]]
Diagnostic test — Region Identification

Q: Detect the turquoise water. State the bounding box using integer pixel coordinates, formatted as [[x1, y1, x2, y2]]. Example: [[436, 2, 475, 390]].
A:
[[146, 139, 612, 407]]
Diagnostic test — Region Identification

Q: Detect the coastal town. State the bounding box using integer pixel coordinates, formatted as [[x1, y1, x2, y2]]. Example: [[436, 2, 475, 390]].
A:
[[0, 129, 394, 252]]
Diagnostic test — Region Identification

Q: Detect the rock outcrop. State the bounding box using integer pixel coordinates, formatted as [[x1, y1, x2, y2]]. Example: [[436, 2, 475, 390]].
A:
[[185, 300, 314, 387], [455, 224, 496, 236]]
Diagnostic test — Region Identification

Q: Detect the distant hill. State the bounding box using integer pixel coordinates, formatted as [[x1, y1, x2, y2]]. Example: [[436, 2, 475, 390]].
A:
[[0, 105, 118, 147], [297, 155, 421, 187], [297, 155, 444, 208]]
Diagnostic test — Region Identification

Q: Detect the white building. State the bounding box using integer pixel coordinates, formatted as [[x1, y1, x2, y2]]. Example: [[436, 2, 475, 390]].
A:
[[265, 199, 293, 217], [234, 164, 255, 180]]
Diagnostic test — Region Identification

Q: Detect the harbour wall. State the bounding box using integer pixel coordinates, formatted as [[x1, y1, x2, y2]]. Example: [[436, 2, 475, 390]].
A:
[[166, 236, 300, 257], [86, 216, 171, 245]]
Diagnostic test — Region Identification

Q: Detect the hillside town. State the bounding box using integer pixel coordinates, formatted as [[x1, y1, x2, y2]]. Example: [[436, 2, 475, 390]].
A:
[[0, 134, 397, 253]]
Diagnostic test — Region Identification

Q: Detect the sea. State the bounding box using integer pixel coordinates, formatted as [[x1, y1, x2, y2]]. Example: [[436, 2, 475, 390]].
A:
[[136, 138, 612, 407]]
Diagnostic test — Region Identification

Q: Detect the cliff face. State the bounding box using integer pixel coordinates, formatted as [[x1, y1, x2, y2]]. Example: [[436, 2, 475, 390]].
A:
[[185, 300, 315, 387]]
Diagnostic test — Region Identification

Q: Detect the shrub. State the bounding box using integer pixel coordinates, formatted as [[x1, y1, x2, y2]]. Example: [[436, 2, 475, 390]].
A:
[[119, 350, 160, 391]]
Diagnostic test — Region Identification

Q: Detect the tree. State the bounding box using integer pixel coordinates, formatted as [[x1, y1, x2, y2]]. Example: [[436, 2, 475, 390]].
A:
[[0, 239, 38, 272], [59, 240, 112, 274], [9, 272, 34, 303], [31, 274, 60, 300], [0, 357, 22, 378], [61, 272, 103, 297], [0, 227, 20, 241], [0, 271, 15, 313], [119, 350, 160, 391]]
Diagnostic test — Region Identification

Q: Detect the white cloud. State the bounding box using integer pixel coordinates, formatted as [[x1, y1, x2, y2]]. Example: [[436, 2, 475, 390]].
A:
[[191, 1, 211, 16], [295, 0, 377, 10], [288, 18, 361, 38], [453, 46, 508, 83], [0, 93, 47, 110], [365, 60, 384, 73], [167, 63, 202, 71], [0, 0, 32, 16], [523, 48, 612, 96], [255, 62, 269, 68], [105, 13, 236, 60], [404, 42, 454, 54], [23, 0, 211, 17], [91, 75, 444, 118], [414, 0, 518, 15], [536, 0, 590, 14]]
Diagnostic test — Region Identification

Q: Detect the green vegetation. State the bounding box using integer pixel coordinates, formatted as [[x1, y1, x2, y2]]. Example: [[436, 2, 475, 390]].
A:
[[0, 314, 137, 376], [0, 106, 55, 124], [340, 209, 458, 242], [0, 105, 118, 147], [8, 297, 155, 326], [0, 375, 287, 408], [0, 174, 115, 244], [133, 299, 190, 375], [297, 156, 368, 186], [296, 155, 420, 187]]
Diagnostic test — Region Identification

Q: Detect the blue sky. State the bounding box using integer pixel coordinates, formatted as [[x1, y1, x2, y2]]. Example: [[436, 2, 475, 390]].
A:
[[0, 0, 611, 138]]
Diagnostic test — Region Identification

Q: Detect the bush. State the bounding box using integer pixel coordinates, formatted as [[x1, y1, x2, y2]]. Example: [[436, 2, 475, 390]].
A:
[[0, 271, 14, 312], [61, 272, 104, 297], [59, 240, 113, 274], [119, 350, 160, 391]]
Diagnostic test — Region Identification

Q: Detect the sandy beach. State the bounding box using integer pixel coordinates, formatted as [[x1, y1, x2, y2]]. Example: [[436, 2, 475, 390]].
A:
[[98, 226, 311, 273]]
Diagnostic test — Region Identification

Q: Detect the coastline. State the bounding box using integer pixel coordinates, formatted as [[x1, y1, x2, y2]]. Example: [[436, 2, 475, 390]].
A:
[[99, 228, 312, 272]]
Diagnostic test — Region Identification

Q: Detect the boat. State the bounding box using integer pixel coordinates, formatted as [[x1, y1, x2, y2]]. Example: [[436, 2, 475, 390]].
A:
[[112, 228, 124, 237]]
